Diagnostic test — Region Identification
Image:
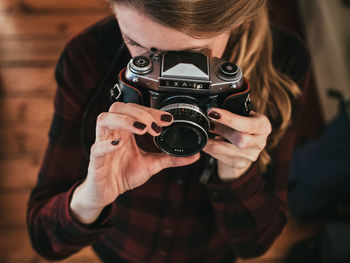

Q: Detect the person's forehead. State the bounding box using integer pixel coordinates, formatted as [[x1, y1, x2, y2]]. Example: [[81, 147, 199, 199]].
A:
[[114, 5, 214, 51]]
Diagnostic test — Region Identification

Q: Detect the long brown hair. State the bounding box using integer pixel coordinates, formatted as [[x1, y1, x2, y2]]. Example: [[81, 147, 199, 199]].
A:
[[108, 0, 300, 172]]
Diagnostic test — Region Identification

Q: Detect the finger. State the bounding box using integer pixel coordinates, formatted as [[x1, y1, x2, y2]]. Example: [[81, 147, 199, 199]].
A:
[[110, 102, 173, 129], [108, 102, 162, 136], [127, 103, 174, 126], [96, 112, 148, 141], [203, 138, 260, 163], [210, 122, 267, 150], [146, 152, 201, 174], [204, 138, 250, 169], [90, 139, 124, 158], [207, 108, 271, 135], [209, 152, 251, 170]]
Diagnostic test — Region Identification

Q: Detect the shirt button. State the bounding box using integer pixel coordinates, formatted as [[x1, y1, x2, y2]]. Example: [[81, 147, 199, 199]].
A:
[[176, 179, 183, 185], [212, 191, 219, 197], [172, 203, 179, 209], [164, 228, 173, 235], [159, 250, 168, 256]]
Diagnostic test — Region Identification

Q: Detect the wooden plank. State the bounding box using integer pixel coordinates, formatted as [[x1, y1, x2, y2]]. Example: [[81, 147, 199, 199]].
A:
[[0, 0, 110, 13], [0, 229, 99, 262], [0, 38, 65, 63], [0, 67, 56, 97], [0, 153, 44, 191], [0, 60, 57, 68], [0, 127, 49, 155], [0, 13, 112, 36], [0, 97, 54, 128], [0, 192, 29, 227], [0, 229, 42, 262]]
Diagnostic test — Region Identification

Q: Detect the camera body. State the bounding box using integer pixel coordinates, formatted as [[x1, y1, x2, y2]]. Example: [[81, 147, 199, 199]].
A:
[[111, 50, 251, 156]]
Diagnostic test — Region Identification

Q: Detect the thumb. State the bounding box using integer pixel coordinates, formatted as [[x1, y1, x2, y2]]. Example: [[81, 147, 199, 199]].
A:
[[147, 152, 201, 174]]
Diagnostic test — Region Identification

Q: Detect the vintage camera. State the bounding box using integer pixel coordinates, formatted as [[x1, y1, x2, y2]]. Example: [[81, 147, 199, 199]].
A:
[[111, 50, 252, 157]]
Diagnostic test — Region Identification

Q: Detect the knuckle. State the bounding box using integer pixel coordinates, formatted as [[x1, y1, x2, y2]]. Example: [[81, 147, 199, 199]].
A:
[[235, 134, 249, 148], [262, 115, 272, 134], [129, 103, 149, 113], [90, 143, 97, 152], [119, 114, 128, 123], [242, 148, 259, 162], [97, 112, 108, 124], [109, 101, 124, 112], [227, 158, 238, 168], [211, 142, 222, 154], [90, 143, 100, 157], [259, 140, 267, 151], [128, 103, 139, 108], [245, 122, 256, 134], [248, 153, 259, 162], [206, 140, 219, 154], [234, 160, 247, 169]]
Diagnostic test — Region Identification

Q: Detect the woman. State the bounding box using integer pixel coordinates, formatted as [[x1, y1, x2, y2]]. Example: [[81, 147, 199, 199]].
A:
[[27, 0, 313, 262]]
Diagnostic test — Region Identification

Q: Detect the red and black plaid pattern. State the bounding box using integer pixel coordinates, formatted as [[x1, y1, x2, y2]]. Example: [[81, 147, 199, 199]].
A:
[[26, 16, 323, 262]]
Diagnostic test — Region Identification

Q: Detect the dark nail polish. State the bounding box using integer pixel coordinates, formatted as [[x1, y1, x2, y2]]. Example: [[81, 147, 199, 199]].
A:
[[208, 111, 221, 119], [151, 122, 162, 133], [111, 139, 120, 145], [161, 114, 173, 122], [133, 121, 147, 130], [210, 122, 215, 130]]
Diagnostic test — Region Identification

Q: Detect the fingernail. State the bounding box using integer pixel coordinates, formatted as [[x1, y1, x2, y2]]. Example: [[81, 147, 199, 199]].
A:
[[111, 139, 120, 145], [133, 121, 147, 130], [210, 122, 215, 130], [208, 111, 221, 119], [161, 114, 173, 122], [151, 122, 162, 133]]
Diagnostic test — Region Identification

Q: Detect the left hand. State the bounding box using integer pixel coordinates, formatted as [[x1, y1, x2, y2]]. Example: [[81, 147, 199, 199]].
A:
[[203, 108, 272, 181]]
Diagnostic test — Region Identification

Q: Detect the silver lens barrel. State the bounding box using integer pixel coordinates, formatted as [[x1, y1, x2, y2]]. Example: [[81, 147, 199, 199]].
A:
[[155, 101, 210, 156]]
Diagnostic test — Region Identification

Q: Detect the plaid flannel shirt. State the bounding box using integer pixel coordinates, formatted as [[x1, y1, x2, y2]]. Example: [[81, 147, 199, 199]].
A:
[[26, 16, 323, 263]]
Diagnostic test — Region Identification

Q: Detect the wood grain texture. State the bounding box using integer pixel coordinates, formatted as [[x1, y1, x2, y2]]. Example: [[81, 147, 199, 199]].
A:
[[0, 154, 43, 191], [0, 38, 65, 63], [0, 127, 49, 155], [0, 67, 56, 97], [0, 0, 110, 12], [0, 97, 54, 128], [0, 13, 111, 35], [0, 2, 106, 262], [0, 0, 320, 262]]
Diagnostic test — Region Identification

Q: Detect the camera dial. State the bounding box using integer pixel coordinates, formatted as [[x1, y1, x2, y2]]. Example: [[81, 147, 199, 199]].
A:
[[220, 62, 238, 77], [129, 56, 153, 75], [217, 62, 242, 82]]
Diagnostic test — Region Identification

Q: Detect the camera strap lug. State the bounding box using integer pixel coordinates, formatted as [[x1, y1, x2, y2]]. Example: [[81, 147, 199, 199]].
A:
[[199, 156, 217, 184], [110, 83, 122, 102]]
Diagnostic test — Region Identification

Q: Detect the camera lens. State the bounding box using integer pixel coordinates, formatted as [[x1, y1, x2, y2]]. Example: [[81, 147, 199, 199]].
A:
[[154, 97, 209, 156]]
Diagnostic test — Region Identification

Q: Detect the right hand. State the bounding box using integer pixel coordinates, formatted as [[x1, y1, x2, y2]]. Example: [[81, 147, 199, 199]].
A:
[[70, 102, 200, 223]]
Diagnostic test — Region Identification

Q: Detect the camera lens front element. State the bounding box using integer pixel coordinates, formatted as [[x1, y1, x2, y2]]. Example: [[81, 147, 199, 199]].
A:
[[155, 102, 209, 157], [129, 56, 152, 75]]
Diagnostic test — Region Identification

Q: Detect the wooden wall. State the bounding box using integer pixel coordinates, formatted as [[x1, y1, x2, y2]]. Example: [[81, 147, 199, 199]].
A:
[[0, 0, 110, 262], [0, 0, 319, 262]]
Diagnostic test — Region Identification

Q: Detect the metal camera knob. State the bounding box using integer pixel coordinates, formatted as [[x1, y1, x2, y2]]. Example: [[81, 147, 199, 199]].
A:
[[129, 56, 153, 75], [220, 62, 239, 78]]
